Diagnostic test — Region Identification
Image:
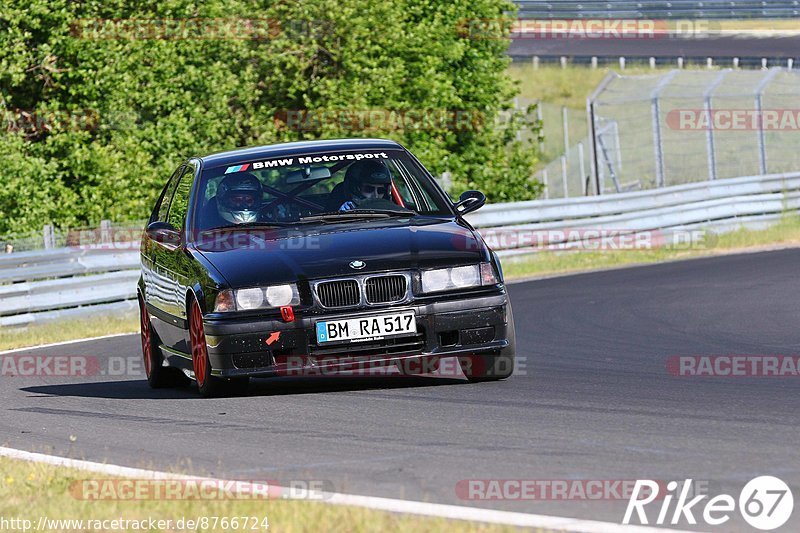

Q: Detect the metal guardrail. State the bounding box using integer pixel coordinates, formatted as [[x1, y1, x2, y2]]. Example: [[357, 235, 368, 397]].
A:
[[2, 171, 799, 326], [514, 1, 800, 19], [0, 247, 140, 327], [467, 171, 800, 255], [0, 248, 139, 284]]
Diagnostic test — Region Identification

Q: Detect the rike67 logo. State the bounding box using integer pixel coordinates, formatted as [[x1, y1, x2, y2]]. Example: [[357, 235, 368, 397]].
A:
[[624, 477, 793, 530]]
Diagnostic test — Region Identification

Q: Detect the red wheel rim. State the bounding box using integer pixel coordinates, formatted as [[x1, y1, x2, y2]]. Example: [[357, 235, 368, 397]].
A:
[[139, 301, 153, 378], [189, 301, 208, 387]]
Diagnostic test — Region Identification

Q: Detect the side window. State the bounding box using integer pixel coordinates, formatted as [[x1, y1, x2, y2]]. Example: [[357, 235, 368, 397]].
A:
[[167, 165, 196, 230], [153, 166, 184, 222]]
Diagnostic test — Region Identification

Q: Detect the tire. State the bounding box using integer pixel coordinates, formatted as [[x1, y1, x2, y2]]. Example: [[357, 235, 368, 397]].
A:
[[139, 296, 179, 388], [188, 297, 246, 397], [460, 301, 516, 382]]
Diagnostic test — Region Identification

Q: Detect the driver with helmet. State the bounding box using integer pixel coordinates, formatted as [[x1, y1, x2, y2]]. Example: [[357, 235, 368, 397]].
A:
[[215, 173, 264, 224]]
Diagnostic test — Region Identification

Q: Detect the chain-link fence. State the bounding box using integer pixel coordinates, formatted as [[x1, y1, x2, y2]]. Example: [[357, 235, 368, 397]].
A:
[[586, 68, 800, 195], [514, 98, 592, 199], [0, 220, 145, 253]]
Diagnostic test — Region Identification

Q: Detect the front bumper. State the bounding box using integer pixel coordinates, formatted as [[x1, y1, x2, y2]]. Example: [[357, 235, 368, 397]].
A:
[[195, 292, 512, 378]]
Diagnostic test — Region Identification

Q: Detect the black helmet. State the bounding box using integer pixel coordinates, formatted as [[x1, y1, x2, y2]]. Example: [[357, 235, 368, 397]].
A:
[[345, 160, 391, 201], [216, 173, 263, 224]]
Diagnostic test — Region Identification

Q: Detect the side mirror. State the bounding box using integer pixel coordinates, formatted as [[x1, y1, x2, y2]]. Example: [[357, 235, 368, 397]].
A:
[[454, 190, 486, 215], [146, 221, 181, 249]]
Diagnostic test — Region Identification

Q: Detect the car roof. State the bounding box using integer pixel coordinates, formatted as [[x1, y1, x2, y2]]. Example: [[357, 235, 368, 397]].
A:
[[197, 138, 405, 168]]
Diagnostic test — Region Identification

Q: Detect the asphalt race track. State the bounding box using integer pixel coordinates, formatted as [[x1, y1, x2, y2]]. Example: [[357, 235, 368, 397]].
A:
[[509, 35, 800, 60], [3, 249, 800, 531]]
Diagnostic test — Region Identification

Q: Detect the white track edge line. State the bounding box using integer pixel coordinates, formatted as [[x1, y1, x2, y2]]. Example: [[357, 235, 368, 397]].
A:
[[0, 446, 698, 533], [0, 332, 137, 355]]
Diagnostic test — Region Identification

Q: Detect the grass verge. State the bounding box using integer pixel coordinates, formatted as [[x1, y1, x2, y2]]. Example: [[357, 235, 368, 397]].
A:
[[0, 313, 138, 352], [503, 216, 800, 281], [508, 64, 670, 109], [0, 456, 519, 533], [714, 19, 800, 31]]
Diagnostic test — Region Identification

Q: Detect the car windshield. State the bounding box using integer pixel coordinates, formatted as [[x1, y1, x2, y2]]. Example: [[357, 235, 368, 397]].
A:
[[194, 149, 451, 231]]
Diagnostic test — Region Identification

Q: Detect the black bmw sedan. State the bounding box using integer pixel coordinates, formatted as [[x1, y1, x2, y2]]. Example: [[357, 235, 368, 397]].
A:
[[138, 138, 515, 396]]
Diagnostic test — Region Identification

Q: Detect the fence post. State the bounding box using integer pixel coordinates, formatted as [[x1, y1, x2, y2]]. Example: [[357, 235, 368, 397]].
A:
[[703, 70, 730, 181], [755, 69, 780, 176], [536, 102, 544, 154], [562, 106, 570, 155], [651, 70, 680, 187], [542, 169, 549, 200], [438, 171, 452, 194], [578, 142, 587, 196], [100, 219, 112, 246], [587, 72, 619, 196], [43, 225, 55, 249], [561, 155, 569, 198]]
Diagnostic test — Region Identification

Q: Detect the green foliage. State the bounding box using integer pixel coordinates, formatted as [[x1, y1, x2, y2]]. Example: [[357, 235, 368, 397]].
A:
[[0, 0, 541, 234]]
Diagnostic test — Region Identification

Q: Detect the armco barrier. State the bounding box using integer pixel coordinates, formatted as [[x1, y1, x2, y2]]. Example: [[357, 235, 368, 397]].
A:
[[514, 0, 800, 20], [466, 171, 800, 255], [1, 171, 799, 325], [0, 247, 140, 327]]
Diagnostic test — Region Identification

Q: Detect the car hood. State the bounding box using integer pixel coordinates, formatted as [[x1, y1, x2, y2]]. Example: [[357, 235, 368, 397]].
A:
[[194, 218, 489, 288]]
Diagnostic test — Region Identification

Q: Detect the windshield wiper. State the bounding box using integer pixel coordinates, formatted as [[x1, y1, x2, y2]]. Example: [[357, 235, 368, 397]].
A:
[[346, 209, 412, 216], [299, 210, 411, 223], [199, 221, 297, 234], [298, 212, 391, 223]]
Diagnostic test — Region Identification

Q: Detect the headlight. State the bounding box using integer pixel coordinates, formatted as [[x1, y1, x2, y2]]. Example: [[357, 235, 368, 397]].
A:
[[421, 263, 498, 293], [214, 284, 300, 312]]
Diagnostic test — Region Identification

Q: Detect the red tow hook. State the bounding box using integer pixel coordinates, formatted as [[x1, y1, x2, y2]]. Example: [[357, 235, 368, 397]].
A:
[[280, 305, 295, 322]]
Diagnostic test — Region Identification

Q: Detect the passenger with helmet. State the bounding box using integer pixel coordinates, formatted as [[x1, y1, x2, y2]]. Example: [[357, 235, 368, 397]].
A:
[[333, 160, 393, 212]]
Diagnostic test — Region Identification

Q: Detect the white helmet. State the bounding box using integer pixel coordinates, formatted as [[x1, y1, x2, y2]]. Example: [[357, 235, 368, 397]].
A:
[[216, 173, 263, 224]]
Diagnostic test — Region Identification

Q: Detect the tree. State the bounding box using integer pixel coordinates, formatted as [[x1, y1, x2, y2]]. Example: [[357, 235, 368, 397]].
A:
[[0, 0, 541, 235]]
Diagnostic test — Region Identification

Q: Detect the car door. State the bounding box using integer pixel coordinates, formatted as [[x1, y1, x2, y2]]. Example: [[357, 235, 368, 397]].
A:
[[144, 163, 197, 351], [141, 163, 183, 319]]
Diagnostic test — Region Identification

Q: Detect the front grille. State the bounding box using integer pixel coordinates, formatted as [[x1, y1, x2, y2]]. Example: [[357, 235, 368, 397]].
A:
[[316, 279, 360, 308], [365, 275, 407, 304]]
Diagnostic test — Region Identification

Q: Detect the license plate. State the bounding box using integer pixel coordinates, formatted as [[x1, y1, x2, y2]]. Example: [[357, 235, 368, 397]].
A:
[[316, 311, 416, 344]]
